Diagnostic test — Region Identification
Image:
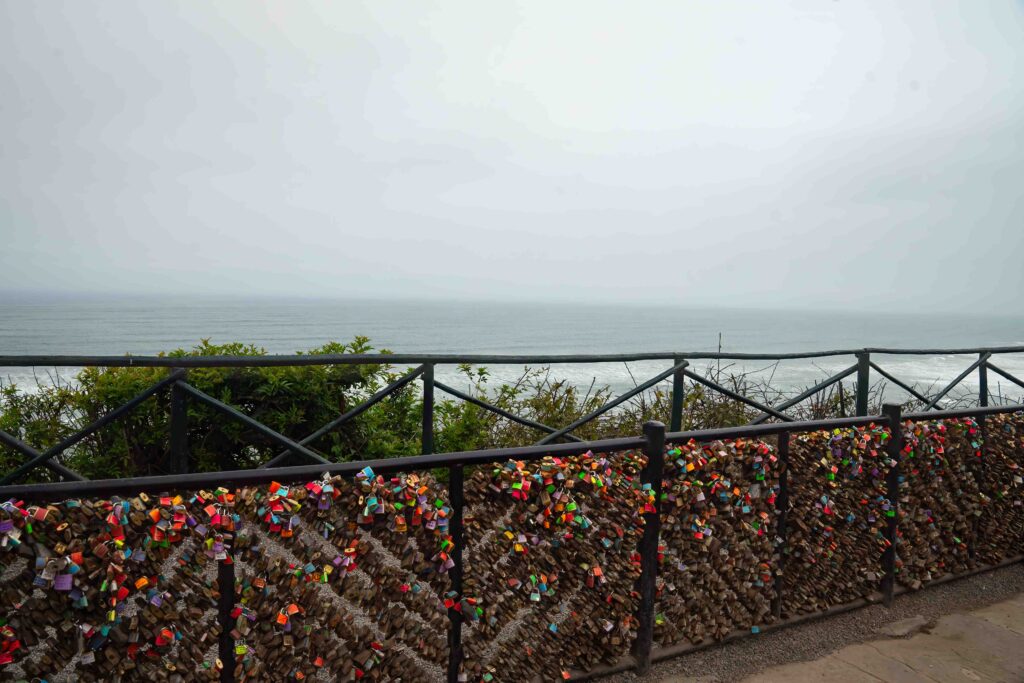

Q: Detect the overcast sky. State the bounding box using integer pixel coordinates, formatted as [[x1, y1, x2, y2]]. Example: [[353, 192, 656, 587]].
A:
[[2, 1, 1023, 311]]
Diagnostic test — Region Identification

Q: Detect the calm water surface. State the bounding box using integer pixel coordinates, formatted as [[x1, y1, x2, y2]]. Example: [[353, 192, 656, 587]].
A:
[[2, 293, 1023, 402]]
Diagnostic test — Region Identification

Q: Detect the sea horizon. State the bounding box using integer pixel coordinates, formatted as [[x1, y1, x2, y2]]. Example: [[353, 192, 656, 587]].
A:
[[3, 292, 1023, 402]]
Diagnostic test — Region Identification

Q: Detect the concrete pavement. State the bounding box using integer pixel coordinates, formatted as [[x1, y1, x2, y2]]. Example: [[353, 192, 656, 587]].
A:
[[734, 594, 1024, 683]]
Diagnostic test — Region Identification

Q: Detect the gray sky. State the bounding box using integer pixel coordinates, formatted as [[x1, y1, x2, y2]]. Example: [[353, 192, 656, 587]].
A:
[[2, 1, 1023, 310]]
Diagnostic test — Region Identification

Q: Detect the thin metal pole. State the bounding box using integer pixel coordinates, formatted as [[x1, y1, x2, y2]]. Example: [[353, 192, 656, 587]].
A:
[[856, 352, 870, 416], [0, 370, 185, 485], [670, 358, 686, 433], [974, 354, 990, 560], [434, 380, 583, 442], [0, 429, 85, 481], [260, 365, 426, 468], [537, 361, 687, 445], [772, 431, 790, 619], [683, 369, 793, 423], [869, 361, 932, 405], [423, 364, 435, 455], [979, 355, 989, 407], [903, 403, 1023, 420], [881, 402, 902, 607], [169, 369, 188, 474], [218, 548, 236, 683], [446, 463, 465, 683], [986, 363, 1024, 392], [176, 382, 330, 466], [924, 352, 992, 411], [633, 421, 665, 675], [748, 364, 858, 425]]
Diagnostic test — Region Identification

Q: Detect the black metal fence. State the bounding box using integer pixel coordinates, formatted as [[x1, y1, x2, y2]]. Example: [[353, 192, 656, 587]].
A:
[[2, 346, 1024, 481], [1, 347, 1023, 681]]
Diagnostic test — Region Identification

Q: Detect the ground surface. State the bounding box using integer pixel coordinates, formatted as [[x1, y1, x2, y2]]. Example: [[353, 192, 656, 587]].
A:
[[607, 563, 1024, 683], [735, 593, 1024, 682]]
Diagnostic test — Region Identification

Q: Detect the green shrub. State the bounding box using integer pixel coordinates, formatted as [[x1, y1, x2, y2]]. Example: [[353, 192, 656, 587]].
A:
[[1, 338, 415, 481]]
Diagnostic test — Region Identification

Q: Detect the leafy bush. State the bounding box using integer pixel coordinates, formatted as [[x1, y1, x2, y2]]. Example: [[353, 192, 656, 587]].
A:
[[1, 338, 418, 481]]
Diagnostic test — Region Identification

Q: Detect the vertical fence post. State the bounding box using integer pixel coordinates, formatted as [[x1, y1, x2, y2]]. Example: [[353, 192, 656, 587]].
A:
[[446, 463, 465, 683], [169, 370, 188, 474], [881, 402, 902, 607], [979, 354, 989, 408], [633, 421, 665, 675], [971, 388, 989, 562], [856, 352, 870, 416], [772, 431, 790, 619], [218, 535, 236, 682], [422, 364, 435, 455], [670, 358, 686, 433]]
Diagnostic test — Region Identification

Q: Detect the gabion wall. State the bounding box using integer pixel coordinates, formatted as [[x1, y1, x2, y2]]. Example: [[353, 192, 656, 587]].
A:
[[656, 438, 778, 645], [0, 491, 229, 681], [783, 423, 895, 614], [975, 413, 1024, 564], [1, 413, 1022, 682], [460, 452, 649, 682]]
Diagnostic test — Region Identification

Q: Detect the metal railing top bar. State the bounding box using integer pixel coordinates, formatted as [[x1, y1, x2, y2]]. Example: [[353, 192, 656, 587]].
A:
[[903, 402, 1024, 420], [0, 434, 650, 501], [861, 346, 1024, 356], [665, 414, 882, 444], [0, 411, 912, 501], [6, 400, 1020, 501], [0, 406, 930, 501], [3, 345, 1024, 368]]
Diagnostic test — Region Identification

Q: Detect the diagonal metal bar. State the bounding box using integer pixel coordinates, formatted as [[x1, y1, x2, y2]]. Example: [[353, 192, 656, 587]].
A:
[[259, 365, 426, 469], [47, 369, 186, 458], [434, 380, 584, 443], [0, 370, 185, 485], [0, 429, 85, 482], [869, 362, 932, 404], [749, 364, 858, 425], [924, 352, 992, 410], [536, 361, 688, 445], [176, 382, 330, 466], [986, 362, 1024, 393], [683, 369, 794, 423]]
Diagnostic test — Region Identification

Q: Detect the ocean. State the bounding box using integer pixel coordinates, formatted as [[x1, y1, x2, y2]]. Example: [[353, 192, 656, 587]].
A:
[[2, 293, 1024, 403]]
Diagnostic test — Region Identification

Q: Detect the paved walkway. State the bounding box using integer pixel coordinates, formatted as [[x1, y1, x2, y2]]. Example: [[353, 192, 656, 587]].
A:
[[736, 593, 1024, 683], [615, 566, 1024, 683]]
